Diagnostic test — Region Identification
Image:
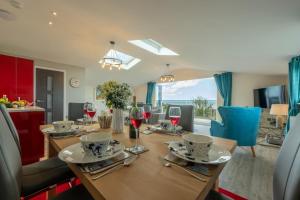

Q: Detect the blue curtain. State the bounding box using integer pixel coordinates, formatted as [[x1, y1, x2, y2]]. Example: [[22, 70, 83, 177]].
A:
[[146, 82, 156, 105], [213, 72, 232, 106], [286, 56, 300, 132]]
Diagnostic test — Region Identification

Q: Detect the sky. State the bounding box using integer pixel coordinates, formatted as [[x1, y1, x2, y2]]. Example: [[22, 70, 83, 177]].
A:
[[158, 78, 217, 100]]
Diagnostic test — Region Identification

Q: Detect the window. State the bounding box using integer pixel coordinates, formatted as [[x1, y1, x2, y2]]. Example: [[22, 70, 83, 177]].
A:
[[156, 78, 217, 120], [99, 49, 141, 70], [128, 39, 179, 56]]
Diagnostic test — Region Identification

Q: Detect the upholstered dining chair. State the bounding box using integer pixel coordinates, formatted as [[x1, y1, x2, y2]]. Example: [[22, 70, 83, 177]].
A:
[[165, 104, 194, 131], [0, 104, 93, 200], [210, 106, 261, 157], [68, 102, 84, 121]]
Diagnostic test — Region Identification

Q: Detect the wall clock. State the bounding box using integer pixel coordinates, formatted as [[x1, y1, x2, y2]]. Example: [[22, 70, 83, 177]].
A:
[[70, 78, 80, 88]]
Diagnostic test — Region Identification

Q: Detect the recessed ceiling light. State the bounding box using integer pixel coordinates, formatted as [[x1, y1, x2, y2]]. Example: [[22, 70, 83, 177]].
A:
[[128, 39, 179, 56], [48, 21, 53, 25], [52, 11, 57, 16]]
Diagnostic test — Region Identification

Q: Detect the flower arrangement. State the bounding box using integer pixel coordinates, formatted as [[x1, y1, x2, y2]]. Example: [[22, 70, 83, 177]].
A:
[[97, 81, 132, 110]]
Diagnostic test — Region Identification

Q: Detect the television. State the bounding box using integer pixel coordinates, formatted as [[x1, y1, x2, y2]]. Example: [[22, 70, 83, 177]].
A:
[[253, 85, 287, 108]]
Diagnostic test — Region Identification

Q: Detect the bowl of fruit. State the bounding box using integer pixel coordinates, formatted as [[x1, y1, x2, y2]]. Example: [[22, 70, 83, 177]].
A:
[[0, 96, 13, 108], [12, 100, 28, 108]]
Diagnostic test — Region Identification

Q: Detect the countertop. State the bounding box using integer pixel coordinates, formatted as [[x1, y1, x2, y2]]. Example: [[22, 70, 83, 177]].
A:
[[8, 106, 45, 112]]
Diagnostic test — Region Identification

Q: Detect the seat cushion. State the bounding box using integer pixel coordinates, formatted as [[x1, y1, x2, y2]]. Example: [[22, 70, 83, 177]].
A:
[[51, 185, 94, 200], [22, 156, 74, 197], [205, 190, 231, 200]]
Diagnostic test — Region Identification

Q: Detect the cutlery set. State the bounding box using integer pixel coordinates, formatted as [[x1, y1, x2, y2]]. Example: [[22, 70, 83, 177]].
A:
[[159, 156, 207, 182], [91, 156, 137, 180]]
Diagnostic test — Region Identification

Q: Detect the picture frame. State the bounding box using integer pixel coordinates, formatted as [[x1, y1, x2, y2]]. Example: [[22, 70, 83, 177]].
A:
[[94, 86, 104, 101]]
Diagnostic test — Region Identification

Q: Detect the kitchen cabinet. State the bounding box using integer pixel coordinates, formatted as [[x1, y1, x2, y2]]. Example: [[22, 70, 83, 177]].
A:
[[0, 54, 34, 102], [9, 107, 45, 165]]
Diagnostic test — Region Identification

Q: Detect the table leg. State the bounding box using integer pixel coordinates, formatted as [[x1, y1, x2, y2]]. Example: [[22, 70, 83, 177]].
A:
[[213, 178, 219, 192]]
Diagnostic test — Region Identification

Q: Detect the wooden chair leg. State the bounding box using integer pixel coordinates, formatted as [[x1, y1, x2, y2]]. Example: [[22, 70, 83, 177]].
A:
[[250, 146, 256, 157], [213, 178, 220, 192]]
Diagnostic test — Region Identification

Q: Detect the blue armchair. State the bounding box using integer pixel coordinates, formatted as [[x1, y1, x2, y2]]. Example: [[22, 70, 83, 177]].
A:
[[210, 106, 261, 157]]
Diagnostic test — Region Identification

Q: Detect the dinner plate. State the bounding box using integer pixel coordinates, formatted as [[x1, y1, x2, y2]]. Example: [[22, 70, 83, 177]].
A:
[[150, 125, 183, 133], [58, 142, 125, 164], [42, 125, 82, 136], [168, 141, 231, 165]]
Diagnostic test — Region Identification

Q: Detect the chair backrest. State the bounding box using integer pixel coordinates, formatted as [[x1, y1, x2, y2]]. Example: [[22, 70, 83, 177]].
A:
[[0, 104, 22, 200], [218, 106, 261, 146], [0, 105, 21, 152], [165, 105, 194, 131], [273, 114, 300, 200], [68, 103, 84, 121], [136, 102, 145, 107]]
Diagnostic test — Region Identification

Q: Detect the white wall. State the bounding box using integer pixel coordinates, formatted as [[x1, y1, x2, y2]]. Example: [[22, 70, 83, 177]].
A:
[[231, 73, 288, 106]]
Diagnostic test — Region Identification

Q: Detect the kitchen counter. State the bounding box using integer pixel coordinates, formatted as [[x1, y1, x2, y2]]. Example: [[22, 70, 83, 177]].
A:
[[7, 106, 45, 113]]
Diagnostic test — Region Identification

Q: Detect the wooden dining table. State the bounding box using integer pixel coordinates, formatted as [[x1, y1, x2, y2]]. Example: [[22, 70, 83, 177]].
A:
[[42, 124, 237, 200]]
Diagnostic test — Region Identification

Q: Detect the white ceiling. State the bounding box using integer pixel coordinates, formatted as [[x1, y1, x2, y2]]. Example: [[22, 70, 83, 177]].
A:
[[0, 0, 300, 85]]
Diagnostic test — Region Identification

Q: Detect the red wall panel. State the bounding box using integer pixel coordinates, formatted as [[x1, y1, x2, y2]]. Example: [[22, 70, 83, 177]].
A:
[[16, 58, 34, 102], [0, 54, 17, 100], [0, 54, 33, 101]]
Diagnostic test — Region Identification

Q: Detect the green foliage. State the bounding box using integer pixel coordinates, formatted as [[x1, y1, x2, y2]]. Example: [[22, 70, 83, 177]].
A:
[[193, 96, 216, 120], [97, 81, 132, 110]]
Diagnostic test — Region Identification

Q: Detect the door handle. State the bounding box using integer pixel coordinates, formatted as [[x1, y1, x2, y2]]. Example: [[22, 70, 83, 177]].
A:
[[36, 100, 45, 103]]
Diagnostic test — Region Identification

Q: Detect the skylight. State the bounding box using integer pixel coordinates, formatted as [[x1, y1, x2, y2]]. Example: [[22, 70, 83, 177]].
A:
[[99, 49, 141, 70], [128, 39, 179, 56]]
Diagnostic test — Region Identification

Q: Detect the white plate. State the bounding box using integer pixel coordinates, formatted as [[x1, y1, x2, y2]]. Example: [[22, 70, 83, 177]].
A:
[[168, 141, 231, 165], [58, 142, 125, 164], [42, 125, 82, 136], [150, 125, 182, 132]]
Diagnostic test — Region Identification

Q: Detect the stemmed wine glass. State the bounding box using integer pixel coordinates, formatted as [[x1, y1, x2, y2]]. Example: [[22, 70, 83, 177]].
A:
[[169, 106, 181, 133], [143, 104, 152, 124], [83, 103, 91, 125], [87, 104, 96, 125], [129, 107, 145, 154]]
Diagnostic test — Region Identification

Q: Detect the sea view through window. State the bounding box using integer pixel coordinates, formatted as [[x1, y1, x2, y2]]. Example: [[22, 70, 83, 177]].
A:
[[156, 77, 217, 120]]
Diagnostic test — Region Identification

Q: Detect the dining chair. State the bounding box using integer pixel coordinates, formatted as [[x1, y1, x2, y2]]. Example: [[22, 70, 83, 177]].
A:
[[0, 104, 93, 200], [210, 106, 261, 157], [165, 104, 194, 131], [273, 113, 300, 200], [68, 102, 84, 121]]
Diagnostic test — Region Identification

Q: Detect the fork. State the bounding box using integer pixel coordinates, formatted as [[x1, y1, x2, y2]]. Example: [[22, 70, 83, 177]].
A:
[[159, 157, 206, 182], [92, 156, 137, 180]]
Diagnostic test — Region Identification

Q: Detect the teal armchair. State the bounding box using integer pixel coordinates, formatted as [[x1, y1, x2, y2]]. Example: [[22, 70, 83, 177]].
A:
[[210, 106, 262, 157]]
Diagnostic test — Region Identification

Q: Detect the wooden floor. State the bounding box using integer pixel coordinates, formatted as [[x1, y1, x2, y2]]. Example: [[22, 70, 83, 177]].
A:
[[219, 144, 279, 200]]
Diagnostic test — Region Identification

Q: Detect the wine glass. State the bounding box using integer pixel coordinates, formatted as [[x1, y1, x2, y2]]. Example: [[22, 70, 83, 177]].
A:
[[83, 102, 91, 125], [169, 106, 181, 133], [87, 108, 97, 124], [143, 104, 152, 124], [86, 104, 96, 125], [129, 107, 145, 154]]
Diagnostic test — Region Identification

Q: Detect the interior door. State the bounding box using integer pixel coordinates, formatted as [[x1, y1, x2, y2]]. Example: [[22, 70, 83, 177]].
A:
[[36, 68, 64, 123]]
